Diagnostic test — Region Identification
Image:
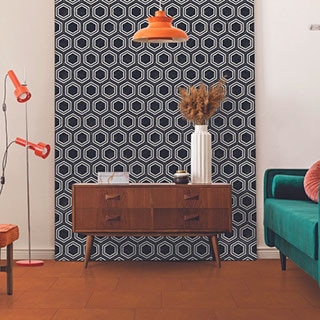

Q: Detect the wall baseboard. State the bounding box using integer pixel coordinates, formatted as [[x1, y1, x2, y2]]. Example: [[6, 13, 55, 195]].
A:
[[4, 249, 56, 261], [257, 247, 280, 259], [5, 247, 279, 261]]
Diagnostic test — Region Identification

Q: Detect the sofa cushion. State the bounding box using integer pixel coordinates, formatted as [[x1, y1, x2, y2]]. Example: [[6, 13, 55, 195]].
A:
[[272, 174, 308, 200], [304, 160, 320, 203], [264, 199, 318, 260]]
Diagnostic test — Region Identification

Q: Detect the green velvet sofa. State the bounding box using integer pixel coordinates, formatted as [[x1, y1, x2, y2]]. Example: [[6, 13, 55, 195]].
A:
[[264, 168, 319, 285]]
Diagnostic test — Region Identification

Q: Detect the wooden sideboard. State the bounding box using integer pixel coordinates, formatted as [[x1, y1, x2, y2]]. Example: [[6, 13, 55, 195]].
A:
[[72, 183, 232, 267]]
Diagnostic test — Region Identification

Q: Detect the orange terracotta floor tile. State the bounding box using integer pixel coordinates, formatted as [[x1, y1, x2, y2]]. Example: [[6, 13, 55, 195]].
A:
[[86, 290, 162, 309], [135, 308, 217, 320], [52, 308, 135, 320], [0, 259, 319, 320], [162, 290, 237, 309], [0, 308, 57, 320]]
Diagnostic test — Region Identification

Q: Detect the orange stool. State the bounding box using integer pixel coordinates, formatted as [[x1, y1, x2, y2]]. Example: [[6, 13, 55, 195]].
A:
[[0, 224, 19, 295]]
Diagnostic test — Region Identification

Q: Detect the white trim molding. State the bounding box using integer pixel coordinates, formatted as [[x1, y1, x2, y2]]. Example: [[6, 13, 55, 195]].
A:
[[3, 247, 280, 261], [257, 246, 280, 259], [1, 249, 55, 261]]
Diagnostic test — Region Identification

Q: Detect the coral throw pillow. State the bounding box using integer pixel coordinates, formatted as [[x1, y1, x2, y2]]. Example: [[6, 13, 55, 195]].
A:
[[304, 160, 320, 203]]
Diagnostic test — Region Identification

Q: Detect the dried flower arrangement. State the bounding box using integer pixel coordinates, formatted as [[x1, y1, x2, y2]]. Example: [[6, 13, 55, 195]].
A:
[[178, 78, 226, 125]]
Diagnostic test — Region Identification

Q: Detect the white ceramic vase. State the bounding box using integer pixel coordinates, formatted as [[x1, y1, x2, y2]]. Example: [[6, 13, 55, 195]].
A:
[[190, 124, 212, 184]]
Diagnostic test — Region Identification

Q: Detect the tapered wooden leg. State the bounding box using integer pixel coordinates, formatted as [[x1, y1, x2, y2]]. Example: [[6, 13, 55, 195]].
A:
[[7, 243, 13, 295], [84, 235, 94, 268], [211, 235, 221, 268]]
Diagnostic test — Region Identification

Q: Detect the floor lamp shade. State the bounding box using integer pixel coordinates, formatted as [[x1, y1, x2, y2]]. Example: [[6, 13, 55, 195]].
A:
[[132, 10, 188, 43], [15, 137, 51, 159], [7, 70, 31, 103]]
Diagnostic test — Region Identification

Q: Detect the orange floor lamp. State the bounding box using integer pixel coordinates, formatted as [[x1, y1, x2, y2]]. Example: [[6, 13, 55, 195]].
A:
[[4, 70, 50, 266]]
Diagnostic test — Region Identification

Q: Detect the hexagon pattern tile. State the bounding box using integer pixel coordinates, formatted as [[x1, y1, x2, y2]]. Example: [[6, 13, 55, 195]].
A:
[[55, 0, 256, 261]]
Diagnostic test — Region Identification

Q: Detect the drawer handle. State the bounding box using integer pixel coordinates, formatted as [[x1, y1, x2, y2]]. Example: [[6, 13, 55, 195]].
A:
[[105, 214, 121, 221], [105, 194, 120, 201], [184, 194, 199, 200], [184, 214, 200, 221]]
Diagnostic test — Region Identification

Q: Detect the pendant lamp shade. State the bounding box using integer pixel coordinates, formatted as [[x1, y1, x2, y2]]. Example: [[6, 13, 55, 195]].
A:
[[132, 10, 188, 43]]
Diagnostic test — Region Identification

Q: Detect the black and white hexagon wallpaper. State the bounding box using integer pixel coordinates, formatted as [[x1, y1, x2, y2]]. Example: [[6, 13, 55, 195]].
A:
[[55, 0, 256, 261]]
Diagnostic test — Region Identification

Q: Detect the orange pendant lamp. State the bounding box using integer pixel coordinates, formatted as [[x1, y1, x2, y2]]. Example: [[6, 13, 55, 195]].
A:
[[132, 1, 188, 43]]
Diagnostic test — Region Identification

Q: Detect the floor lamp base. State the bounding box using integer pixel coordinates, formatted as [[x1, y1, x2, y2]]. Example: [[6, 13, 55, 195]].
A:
[[16, 260, 44, 267]]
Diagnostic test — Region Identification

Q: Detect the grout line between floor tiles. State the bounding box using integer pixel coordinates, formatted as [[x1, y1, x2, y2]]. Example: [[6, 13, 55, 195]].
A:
[[50, 308, 60, 320]]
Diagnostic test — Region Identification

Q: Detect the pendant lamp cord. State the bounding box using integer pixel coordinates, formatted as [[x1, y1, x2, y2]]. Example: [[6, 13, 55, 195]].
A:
[[159, 0, 162, 10]]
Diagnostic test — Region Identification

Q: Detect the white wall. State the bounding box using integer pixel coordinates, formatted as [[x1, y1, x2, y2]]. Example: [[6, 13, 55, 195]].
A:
[[0, 0, 319, 259], [0, 1, 55, 258], [255, 0, 320, 257]]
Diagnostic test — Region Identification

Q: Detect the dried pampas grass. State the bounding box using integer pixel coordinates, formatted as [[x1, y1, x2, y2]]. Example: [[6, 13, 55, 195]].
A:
[[178, 78, 226, 125]]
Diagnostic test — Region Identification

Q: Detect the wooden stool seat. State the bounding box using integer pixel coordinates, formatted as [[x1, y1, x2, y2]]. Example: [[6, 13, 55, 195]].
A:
[[0, 224, 19, 295]]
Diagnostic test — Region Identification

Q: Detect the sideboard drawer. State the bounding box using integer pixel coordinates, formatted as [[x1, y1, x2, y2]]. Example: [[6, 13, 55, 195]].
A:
[[151, 186, 231, 208], [153, 208, 232, 232], [73, 208, 152, 232], [151, 187, 201, 208], [73, 186, 149, 209]]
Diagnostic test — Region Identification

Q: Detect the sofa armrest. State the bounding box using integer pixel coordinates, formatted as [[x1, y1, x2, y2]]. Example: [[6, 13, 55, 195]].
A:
[[264, 169, 308, 200]]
